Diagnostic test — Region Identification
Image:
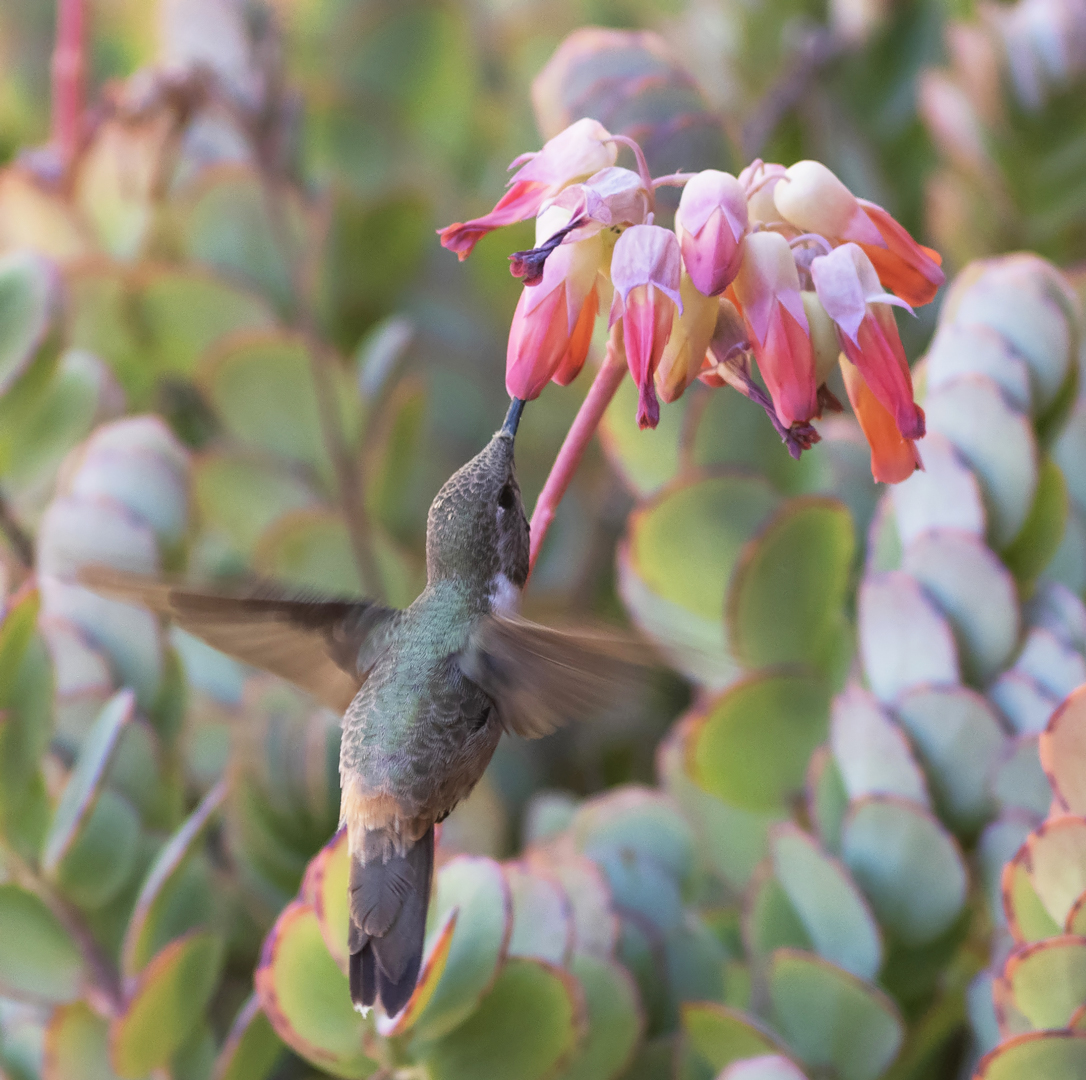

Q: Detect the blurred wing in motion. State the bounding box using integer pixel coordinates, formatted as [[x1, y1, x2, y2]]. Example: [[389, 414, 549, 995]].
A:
[[461, 614, 653, 738], [78, 566, 399, 712]]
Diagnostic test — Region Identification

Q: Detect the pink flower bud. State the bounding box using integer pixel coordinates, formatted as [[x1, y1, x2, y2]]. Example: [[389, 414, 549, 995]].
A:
[[506, 231, 605, 400], [739, 161, 786, 224], [810, 243, 924, 441], [609, 225, 683, 429], [773, 160, 885, 246], [545, 166, 652, 236], [439, 118, 616, 260], [675, 170, 748, 296], [730, 231, 817, 428]]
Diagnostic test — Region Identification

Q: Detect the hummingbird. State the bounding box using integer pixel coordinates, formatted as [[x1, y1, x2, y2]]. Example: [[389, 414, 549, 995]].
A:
[[81, 397, 643, 1017]]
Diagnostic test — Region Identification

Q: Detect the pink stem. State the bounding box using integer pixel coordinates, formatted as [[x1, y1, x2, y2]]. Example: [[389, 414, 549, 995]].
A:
[[528, 326, 627, 573], [52, 0, 85, 169]]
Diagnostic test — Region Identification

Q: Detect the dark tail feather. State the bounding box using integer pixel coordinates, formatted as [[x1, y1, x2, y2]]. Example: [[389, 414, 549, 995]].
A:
[[348, 826, 435, 1017]]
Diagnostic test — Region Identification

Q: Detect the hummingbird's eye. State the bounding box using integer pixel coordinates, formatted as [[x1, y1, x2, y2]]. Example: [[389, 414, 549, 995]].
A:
[[498, 483, 516, 511]]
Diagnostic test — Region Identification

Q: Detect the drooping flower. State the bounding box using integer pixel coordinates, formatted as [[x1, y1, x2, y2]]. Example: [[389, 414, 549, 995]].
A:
[[773, 160, 945, 306], [854, 198, 945, 307], [506, 208, 605, 400], [609, 224, 683, 429], [729, 231, 818, 428], [675, 170, 748, 296], [739, 161, 786, 224], [438, 118, 616, 260], [810, 242, 925, 442], [656, 271, 720, 403], [509, 166, 651, 284], [839, 356, 922, 483]]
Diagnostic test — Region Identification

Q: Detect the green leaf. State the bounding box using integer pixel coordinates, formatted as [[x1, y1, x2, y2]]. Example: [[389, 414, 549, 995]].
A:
[[599, 378, 686, 498], [1041, 685, 1086, 815], [1014, 627, 1086, 701], [572, 787, 695, 886], [254, 900, 377, 1078], [889, 431, 987, 545], [690, 674, 831, 812], [806, 747, 848, 854], [543, 855, 619, 959], [1003, 856, 1062, 944], [122, 779, 227, 976], [902, 531, 1020, 684], [1053, 400, 1086, 516], [999, 936, 1086, 1029], [895, 686, 1006, 835], [364, 377, 427, 543], [1019, 815, 1086, 930], [770, 824, 883, 982], [841, 796, 968, 946], [830, 687, 930, 806], [681, 1002, 788, 1072], [42, 689, 134, 874], [0, 883, 83, 1003], [0, 250, 56, 396], [858, 572, 960, 703], [924, 375, 1039, 549], [199, 331, 341, 486], [504, 863, 573, 966], [557, 953, 643, 1080], [720, 1056, 809, 1079], [977, 1031, 1086, 1079], [726, 498, 854, 675], [989, 671, 1059, 737], [181, 168, 301, 312], [50, 789, 141, 911], [768, 949, 903, 1080], [744, 869, 811, 960], [620, 472, 781, 686], [212, 994, 284, 1080], [990, 736, 1052, 817], [409, 856, 512, 1043], [1003, 458, 1069, 593], [42, 1000, 125, 1080], [658, 719, 783, 891], [420, 958, 582, 1080]]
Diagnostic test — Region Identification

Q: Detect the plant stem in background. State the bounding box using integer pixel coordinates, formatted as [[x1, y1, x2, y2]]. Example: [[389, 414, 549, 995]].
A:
[[51, 0, 85, 170], [528, 324, 627, 573], [0, 492, 34, 569]]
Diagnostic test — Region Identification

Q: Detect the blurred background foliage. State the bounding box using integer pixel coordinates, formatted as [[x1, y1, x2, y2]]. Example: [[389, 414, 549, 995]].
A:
[[0, 0, 1085, 1078]]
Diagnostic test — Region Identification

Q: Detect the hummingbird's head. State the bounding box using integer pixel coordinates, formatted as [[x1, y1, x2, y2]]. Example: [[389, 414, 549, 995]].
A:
[[425, 399, 529, 600]]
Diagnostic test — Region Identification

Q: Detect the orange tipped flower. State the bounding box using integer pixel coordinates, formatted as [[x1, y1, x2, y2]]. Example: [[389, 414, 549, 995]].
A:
[[675, 170, 748, 296], [439, 118, 616, 260], [609, 224, 682, 429], [730, 231, 817, 428], [840, 355, 922, 483], [854, 199, 945, 306], [773, 161, 885, 247], [810, 243, 925, 441], [506, 214, 604, 400]]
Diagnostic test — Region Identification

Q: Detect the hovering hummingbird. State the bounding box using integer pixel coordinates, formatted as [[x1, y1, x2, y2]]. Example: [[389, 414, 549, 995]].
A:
[[82, 398, 644, 1018]]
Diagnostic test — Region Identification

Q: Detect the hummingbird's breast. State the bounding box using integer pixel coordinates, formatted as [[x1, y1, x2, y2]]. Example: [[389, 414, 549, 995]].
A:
[[338, 580, 501, 827]]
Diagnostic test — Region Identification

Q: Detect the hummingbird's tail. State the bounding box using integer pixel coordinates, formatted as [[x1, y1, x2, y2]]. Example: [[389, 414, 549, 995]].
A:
[[348, 826, 435, 1017]]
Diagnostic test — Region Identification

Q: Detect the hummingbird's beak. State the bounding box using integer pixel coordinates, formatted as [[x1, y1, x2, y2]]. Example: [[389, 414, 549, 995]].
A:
[[500, 397, 525, 439]]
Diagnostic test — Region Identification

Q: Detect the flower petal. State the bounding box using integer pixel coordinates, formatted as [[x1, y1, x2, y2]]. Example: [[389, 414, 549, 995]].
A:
[[840, 355, 922, 483], [856, 199, 945, 306], [439, 180, 549, 260]]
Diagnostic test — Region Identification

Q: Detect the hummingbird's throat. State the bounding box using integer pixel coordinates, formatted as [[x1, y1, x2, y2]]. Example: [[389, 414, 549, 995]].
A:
[[488, 572, 521, 614]]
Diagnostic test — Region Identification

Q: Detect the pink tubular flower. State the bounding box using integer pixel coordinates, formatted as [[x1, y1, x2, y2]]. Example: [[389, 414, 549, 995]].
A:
[[506, 216, 605, 400], [675, 170, 749, 297], [609, 225, 683, 429], [438, 118, 616, 260], [730, 231, 817, 428], [810, 243, 925, 442]]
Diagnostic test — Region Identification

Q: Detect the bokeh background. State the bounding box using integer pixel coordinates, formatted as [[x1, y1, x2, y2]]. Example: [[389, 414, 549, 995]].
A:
[[0, 1, 1085, 1078]]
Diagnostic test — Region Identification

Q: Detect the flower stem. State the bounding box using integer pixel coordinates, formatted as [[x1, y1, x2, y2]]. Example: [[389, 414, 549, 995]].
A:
[[51, 0, 85, 170], [528, 325, 626, 574]]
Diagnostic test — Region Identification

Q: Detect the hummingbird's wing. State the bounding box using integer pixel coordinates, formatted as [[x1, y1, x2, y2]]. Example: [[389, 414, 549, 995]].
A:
[[461, 614, 651, 738], [78, 567, 398, 712]]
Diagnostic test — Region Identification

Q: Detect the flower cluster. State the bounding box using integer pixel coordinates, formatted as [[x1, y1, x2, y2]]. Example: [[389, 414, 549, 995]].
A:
[[439, 120, 945, 483]]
